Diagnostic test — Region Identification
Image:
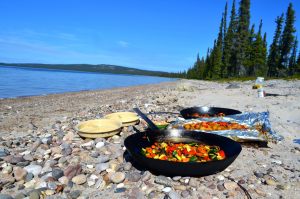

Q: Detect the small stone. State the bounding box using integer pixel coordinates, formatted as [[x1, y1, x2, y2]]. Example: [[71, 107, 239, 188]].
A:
[[29, 191, 40, 199], [217, 184, 225, 191], [95, 163, 109, 173], [238, 179, 245, 184], [0, 148, 10, 157], [97, 155, 110, 163], [173, 185, 186, 191], [15, 193, 26, 199], [115, 188, 126, 193], [24, 165, 42, 176], [181, 190, 190, 197], [24, 179, 36, 189], [0, 173, 15, 185], [254, 171, 264, 178], [64, 164, 82, 179], [13, 167, 27, 181], [123, 162, 132, 171], [162, 187, 172, 193], [0, 194, 14, 199], [172, 176, 181, 181], [69, 190, 81, 199], [48, 181, 57, 190], [188, 178, 198, 187], [25, 173, 34, 182], [95, 142, 105, 149], [52, 168, 64, 180], [271, 160, 282, 165], [81, 140, 94, 147], [216, 175, 225, 181], [255, 188, 267, 197], [266, 179, 277, 186], [155, 175, 173, 187], [168, 190, 181, 199], [3, 155, 25, 164], [110, 172, 125, 184], [45, 190, 55, 196], [30, 139, 42, 152], [127, 172, 141, 182], [58, 176, 69, 185], [63, 132, 74, 142], [276, 184, 289, 190], [95, 176, 105, 189], [116, 183, 124, 188], [23, 154, 34, 161], [141, 171, 151, 181], [223, 181, 238, 191], [72, 174, 87, 185], [208, 183, 216, 189], [2, 165, 13, 174]]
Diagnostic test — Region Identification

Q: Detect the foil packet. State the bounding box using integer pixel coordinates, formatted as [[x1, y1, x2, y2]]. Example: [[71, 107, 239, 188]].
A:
[[168, 112, 283, 142]]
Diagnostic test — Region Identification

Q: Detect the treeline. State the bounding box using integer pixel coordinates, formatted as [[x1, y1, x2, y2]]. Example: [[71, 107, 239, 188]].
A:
[[184, 0, 299, 80], [0, 63, 180, 78]]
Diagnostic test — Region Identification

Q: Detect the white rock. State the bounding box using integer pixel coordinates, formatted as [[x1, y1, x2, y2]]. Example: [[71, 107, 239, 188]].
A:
[[24, 165, 42, 176], [116, 183, 124, 188], [95, 142, 105, 149], [162, 187, 172, 193], [90, 174, 98, 180], [217, 175, 225, 181], [87, 165, 94, 169], [19, 150, 31, 156], [81, 140, 94, 147]]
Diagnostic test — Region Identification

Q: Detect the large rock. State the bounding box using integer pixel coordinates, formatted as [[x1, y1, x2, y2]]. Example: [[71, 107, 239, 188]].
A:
[[24, 165, 42, 176], [72, 174, 87, 185], [64, 164, 82, 179], [13, 167, 27, 181], [3, 155, 25, 164]]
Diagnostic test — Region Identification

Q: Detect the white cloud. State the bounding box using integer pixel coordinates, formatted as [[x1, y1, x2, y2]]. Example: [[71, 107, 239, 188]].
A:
[[117, 40, 129, 47]]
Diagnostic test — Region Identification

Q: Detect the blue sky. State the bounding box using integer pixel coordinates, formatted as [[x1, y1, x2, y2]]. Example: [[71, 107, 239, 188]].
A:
[[0, 0, 299, 72]]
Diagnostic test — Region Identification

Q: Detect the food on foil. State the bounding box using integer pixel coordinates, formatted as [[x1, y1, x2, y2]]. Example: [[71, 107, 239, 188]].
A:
[[141, 142, 226, 162], [188, 112, 225, 118], [183, 121, 248, 131]]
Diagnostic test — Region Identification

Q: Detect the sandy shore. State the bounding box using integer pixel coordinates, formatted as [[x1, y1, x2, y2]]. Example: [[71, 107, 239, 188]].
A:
[[0, 79, 300, 199]]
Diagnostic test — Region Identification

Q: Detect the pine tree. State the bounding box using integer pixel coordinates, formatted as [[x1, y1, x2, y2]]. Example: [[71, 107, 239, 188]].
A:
[[279, 3, 296, 75], [221, 2, 228, 77], [236, 0, 250, 76], [288, 38, 298, 75], [223, 0, 238, 77], [211, 14, 225, 79], [245, 24, 256, 76], [252, 20, 267, 76], [296, 52, 300, 74], [267, 14, 284, 77]]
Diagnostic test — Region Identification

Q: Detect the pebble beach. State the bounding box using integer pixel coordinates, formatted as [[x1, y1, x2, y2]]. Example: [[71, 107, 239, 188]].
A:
[[0, 79, 300, 199]]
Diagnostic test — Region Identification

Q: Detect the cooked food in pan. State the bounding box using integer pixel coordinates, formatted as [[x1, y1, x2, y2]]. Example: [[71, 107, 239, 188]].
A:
[[183, 121, 248, 131], [141, 142, 226, 162], [188, 112, 225, 118]]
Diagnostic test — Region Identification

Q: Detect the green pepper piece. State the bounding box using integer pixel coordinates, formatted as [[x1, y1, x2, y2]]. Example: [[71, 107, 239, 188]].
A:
[[189, 156, 198, 162], [172, 150, 177, 157]]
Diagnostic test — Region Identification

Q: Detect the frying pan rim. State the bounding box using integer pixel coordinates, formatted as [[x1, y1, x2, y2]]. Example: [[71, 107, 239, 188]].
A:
[[180, 106, 242, 116]]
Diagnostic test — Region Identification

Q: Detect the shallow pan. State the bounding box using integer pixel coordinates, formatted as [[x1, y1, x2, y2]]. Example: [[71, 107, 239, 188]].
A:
[[180, 106, 242, 119], [124, 129, 242, 177]]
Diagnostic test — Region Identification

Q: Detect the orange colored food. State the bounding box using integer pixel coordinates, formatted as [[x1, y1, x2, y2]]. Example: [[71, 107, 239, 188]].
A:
[[188, 112, 225, 118], [142, 142, 226, 162], [183, 121, 248, 131]]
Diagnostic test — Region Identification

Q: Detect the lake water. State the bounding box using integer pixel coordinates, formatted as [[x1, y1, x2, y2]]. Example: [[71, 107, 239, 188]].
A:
[[0, 66, 175, 98]]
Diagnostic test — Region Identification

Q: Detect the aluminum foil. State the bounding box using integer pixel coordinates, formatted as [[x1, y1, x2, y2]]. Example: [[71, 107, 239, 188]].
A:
[[169, 112, 283, 142]]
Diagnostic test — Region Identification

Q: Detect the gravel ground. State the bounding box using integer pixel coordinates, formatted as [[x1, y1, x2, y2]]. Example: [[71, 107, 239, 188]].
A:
[[0, 79, 299, 199]]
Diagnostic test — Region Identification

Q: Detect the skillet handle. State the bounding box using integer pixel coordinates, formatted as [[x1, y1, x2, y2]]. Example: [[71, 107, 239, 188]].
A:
[[133, 108, 160, 131]]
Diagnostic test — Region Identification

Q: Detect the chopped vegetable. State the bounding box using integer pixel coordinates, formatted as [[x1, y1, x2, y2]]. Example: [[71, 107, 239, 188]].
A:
[[142, 142, 226, 162], [183, 121, 248, 131]]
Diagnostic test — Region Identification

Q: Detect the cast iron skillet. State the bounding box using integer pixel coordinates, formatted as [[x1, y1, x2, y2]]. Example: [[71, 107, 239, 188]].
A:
[[125, 108, 242, 177], [180, 106, 242, 119]]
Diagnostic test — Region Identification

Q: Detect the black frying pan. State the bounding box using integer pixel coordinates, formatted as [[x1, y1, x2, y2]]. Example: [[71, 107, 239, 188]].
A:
[[127, 108, 242, 176], [124, 129, 242, 177], [180, 106, 242, 119]]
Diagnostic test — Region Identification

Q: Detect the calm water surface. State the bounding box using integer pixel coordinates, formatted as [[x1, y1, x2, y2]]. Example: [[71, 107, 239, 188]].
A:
[[0, 66, 175, 98]]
